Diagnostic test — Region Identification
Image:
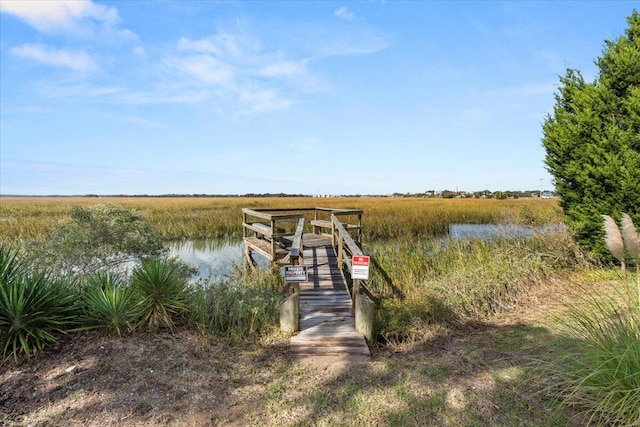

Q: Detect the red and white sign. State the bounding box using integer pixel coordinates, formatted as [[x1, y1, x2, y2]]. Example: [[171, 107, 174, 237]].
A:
[[352, 255, 370, 280]]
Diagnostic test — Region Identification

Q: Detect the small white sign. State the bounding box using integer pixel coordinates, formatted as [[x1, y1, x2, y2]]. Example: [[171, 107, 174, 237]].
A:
[[283, 265, 308, 282], [352, 255, 370, 280]]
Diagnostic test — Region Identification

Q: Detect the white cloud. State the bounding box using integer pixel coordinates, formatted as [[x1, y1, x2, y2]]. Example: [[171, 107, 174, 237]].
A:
[[237, 87, 295, 114], [132, 46, 147, 57], [0, 0, 137, 40], [1, 0, 113, 31], [259, 60, 307, 77], [165, 55, 236, 87], [10, 44, 97, 71], [334, 6, 354, 21], [288, 138, 319, 154], [177, 33, 241, 57]]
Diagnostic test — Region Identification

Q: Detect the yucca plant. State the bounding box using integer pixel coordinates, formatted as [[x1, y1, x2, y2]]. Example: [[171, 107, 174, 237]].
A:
[[132, 258, 190, 331], [0, 268, 79, 360], [0, 246, 28, 284], [81, 272, 138, 336]]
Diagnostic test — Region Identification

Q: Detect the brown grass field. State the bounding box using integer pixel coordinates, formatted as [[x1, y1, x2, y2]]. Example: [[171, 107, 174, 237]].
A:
[[0, 196, 563, 242]]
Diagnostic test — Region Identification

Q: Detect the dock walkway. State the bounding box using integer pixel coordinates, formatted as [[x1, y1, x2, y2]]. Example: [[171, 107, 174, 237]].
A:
[[289, 233, 371, 359]]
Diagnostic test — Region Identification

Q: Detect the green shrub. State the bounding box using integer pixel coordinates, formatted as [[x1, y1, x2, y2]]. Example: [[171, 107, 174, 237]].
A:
[[81, 272, 138, 336], [0, 264, 79, 360], [132, 257, 191, 331], [36, 204, 166, 278]]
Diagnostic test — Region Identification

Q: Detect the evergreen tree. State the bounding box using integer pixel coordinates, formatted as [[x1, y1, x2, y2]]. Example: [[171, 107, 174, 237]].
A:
[[542, 10, 640, 257]]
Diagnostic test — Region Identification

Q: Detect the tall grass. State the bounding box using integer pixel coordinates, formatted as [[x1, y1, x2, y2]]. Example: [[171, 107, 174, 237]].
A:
[[548, 281, 640, 426], [370, 229, 588, 343], [191, 266, 284, 339], [0, 196, 563, 242]]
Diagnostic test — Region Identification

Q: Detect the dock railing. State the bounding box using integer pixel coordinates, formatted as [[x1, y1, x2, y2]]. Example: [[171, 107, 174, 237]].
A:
[[242, 207, 362, 266], [331, 213, 375, 342], [242, 208, 307, 266]]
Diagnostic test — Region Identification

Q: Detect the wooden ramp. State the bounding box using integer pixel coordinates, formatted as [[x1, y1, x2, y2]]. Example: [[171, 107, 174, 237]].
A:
[[289, 233, 371, 360]]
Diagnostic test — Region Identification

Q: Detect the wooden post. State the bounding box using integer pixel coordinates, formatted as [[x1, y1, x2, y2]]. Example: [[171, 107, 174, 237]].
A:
[[243, 211, 247, 239], [352, 279, 360, 314], [270, 218, 276, 262], [337, 234, 344, 270], [313, 208, 319, 235], [331, 219, 336, 247]]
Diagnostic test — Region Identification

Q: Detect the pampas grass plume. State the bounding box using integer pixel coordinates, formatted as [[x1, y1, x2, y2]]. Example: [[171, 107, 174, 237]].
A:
[[603, 214, 627, 277], [603, 215, 625, 262], [621, 213, 640, 259]]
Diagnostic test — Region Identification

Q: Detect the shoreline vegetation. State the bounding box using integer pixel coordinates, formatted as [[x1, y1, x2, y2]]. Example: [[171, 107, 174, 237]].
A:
[[1, 197, 638, 426]]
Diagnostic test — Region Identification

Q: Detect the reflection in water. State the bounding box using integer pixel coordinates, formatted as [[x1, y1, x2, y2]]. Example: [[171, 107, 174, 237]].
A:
[[167, 239, 269, 282]]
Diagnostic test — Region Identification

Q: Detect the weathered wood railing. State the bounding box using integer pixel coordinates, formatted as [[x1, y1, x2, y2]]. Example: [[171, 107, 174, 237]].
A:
[[242, 207, 362, 266], [331, 213, 375, 342], [289, 217, 305, 266], [242, 208, 305, 266], [311, 208, 363, 246]]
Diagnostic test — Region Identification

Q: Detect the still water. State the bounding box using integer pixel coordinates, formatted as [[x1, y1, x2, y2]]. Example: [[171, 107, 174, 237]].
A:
[[167, 239, 268, 283]]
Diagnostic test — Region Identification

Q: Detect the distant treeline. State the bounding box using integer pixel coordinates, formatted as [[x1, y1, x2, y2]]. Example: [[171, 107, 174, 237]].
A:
[[1, 190, 555, 199]]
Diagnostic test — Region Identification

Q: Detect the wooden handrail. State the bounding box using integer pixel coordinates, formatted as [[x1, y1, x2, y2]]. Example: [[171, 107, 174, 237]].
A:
[[331, 214, 376, 311], [331, 215, 363, 257], [289, 217, 305, 262]]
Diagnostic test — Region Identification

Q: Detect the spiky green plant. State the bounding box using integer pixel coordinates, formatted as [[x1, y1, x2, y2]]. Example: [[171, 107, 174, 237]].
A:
[[0, 267, 79, 360], [81, 272, 138, 336], [0, 246, 28, 284], [132, 258, 190, 331]]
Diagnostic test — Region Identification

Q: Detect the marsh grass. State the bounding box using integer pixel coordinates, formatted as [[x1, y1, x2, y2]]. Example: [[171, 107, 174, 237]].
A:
[[0, 196, 563, 242], [191, 265, 284, 339], [547, 279, 640, 425], [370, 229, 585, 344]]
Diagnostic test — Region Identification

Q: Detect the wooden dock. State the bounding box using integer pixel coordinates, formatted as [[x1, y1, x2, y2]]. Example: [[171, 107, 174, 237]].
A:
[[289, 233, 371, 360], [241, 207, 374, 362]]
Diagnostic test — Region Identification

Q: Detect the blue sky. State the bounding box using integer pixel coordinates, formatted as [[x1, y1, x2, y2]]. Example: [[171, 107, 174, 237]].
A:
[[0, 1, 635, 195]]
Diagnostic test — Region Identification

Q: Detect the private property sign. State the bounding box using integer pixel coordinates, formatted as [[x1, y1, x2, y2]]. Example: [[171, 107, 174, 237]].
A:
[[283, 265, 308, 282], [352, 255, 370, 280]]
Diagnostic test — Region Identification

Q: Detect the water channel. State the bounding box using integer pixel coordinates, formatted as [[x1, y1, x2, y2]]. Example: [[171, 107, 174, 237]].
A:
[[167, 239, 269, 283], [170, 224, 566, 282]]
